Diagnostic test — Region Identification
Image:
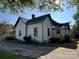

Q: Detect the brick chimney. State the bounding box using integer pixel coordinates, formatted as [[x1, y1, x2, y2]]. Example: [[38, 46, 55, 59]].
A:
[[32, 14, 35, 19]]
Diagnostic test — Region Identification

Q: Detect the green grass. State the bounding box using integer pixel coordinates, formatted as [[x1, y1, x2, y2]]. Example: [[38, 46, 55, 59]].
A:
[[4, 40, 77, 48], [0, 50, 36, 59], [4, 40, 26, 44]]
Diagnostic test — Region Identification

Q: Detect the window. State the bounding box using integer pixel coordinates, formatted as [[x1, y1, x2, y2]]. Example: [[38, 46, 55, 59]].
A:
[[48, 28, 50, 36], [56, 29, 60, 34], [19, 30, 21, 36], [34, 27, 38, 37]]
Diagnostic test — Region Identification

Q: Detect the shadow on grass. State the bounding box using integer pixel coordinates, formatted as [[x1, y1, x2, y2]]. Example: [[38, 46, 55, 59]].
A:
[[60, 41, 77, 49], [4, 39, 77, 49]]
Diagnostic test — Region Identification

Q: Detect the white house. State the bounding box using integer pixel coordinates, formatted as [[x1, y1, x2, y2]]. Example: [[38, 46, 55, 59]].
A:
[[14, 14, 70, 43]]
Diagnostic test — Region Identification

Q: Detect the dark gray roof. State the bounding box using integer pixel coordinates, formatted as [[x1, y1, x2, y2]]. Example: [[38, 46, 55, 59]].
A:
[[14, 17, 28, 28], [26, 14, 51, 25], [14, 14, 70, 29], [60, 23, 70, 29]]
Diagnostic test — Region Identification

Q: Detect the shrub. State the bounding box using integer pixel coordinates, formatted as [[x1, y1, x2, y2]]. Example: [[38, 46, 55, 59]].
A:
[[5, 36, 16, 40], [42, 40, 48, 43], [49, 38, 60, 43], [23, 36, 31, 43], [64, 35, 71, 42]]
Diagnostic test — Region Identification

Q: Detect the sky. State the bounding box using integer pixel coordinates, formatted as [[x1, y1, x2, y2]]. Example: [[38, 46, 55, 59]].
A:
[[0, 4, 77, 27]]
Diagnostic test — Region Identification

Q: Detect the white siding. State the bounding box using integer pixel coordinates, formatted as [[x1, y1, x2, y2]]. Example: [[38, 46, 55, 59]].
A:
[[52, 28, 70, 39], [15, 17, 70, 42], [27, 23, 42, 42], [60, 29, 69, 38], [52, 30, 60, 38], [15, 20, 26, 41], [43, 17, 57, 42]]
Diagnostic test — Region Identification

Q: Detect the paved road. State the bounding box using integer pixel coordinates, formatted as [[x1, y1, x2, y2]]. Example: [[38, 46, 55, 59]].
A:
[[0, 42, 78, 59]]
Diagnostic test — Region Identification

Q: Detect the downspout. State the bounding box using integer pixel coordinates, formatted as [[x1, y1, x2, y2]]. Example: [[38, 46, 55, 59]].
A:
[[25, 24, 27, 36], [42, 22, 44, 42]]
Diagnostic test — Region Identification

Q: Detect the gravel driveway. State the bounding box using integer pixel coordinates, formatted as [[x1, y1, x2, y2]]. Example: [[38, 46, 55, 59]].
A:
[[0, 42, 78, 59]]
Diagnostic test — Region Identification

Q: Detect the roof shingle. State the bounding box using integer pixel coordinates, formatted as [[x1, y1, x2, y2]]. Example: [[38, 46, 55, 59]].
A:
[[14, 14, 70, 29]]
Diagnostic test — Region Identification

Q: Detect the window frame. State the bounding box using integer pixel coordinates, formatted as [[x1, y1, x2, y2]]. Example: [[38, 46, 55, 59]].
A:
[[48, 28, 50, 36], [19, 30, 21, 36], [34, 27, 38, 37], [56, 29, 60, 34]]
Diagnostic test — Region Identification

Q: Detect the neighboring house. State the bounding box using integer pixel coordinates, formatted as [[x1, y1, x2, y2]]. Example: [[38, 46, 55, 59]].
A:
[[14, 14, 70, 43]]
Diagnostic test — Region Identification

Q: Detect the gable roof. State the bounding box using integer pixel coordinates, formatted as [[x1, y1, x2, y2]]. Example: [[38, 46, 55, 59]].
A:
[[14, 17, 27, 28], [60, 22, 70, 29], [14, 14, 70, 29], [26, 14, 51, 25], [26, 14, 63, 26]]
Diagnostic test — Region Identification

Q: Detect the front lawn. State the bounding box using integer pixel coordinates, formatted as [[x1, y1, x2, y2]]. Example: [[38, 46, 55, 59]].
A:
[[4, 39, 25, 44], [0, 50, 36, 59], [4, 39, 77, 49]]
